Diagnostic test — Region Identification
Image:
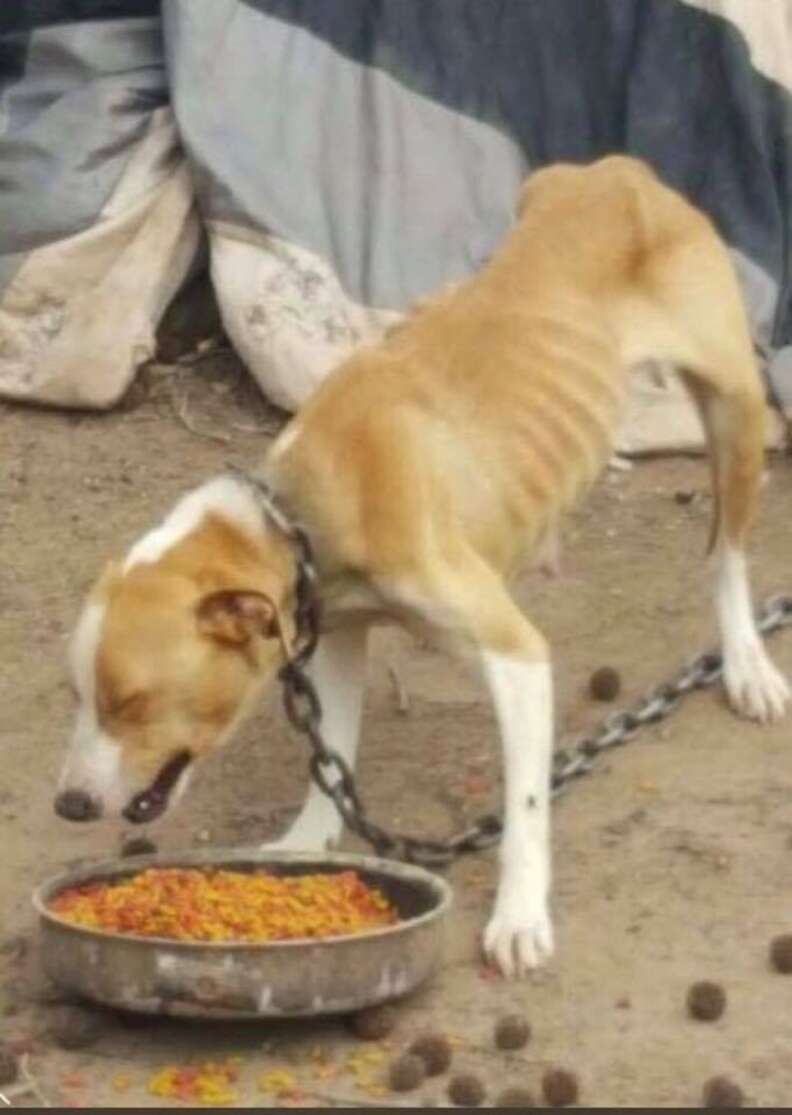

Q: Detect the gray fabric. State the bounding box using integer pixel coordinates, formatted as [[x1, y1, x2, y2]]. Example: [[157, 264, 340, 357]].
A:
[[0, 16, 167, 288], [249, 0, 790, 326], [0, 4, 195, 411], [163, 0, 524, 312], [163, 0, 792, 399], [769, 348, 792, 411], [1, 0, 790, 415]]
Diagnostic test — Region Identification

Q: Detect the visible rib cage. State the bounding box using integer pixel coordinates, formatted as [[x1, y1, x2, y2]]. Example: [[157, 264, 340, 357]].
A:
[[495, 314, 624, 514], [383, 294, 628, 571]]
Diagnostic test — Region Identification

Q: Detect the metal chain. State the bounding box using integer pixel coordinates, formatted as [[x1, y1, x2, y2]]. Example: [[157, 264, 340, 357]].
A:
[[549, 593, 792, 798], [231, 467, 792, 869]]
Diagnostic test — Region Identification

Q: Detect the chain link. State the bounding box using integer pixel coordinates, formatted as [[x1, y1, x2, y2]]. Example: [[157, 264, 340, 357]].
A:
[[232, 467, 792, 869], [546, 596, 792, 802]]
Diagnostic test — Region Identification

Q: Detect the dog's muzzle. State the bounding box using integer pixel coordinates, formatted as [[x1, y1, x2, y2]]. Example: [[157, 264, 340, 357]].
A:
[[122, 751, 192, 824]]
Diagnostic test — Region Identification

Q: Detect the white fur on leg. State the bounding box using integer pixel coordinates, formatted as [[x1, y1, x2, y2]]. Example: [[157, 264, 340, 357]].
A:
[[716, 546, 789, 722], [261, 626, 368, 852], [481, 652, 554, 978]]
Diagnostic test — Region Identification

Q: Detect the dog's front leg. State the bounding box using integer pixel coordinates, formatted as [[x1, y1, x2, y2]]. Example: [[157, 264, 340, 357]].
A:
[[382, 561, 555, 978], [481, 640, 554, 978], [261, 625, 369, 852]]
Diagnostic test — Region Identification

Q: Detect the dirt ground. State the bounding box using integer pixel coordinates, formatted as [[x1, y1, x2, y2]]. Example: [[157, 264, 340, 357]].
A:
[[2, 341, 792, 1109]]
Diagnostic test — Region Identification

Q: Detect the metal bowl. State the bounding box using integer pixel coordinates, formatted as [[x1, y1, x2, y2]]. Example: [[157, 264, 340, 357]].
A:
[[33, 848, 452, 1019]]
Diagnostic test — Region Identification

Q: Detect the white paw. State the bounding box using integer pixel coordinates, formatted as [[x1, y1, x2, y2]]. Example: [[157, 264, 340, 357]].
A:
[[723, 641, 790, 724], [483, 888, 554, 979]]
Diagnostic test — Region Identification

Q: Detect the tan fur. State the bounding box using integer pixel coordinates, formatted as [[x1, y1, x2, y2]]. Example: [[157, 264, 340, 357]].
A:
[[68, 155, 770, 795], [269, 156, 765, 644], [93, 515, 294, 782]]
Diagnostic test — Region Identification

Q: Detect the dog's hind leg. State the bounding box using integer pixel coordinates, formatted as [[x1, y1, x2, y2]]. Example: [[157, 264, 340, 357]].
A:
[[683, 367, 790, 722], [260, 624, 369, 851], [622, 232, 790, 722]]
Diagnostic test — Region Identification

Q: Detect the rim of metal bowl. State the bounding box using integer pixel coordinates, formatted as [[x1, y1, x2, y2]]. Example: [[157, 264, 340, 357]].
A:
[[33, 848, 454, 951]]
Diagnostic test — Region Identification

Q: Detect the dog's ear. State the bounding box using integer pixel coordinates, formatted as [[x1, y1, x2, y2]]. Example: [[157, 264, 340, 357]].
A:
[[196, 590, 280, 646]]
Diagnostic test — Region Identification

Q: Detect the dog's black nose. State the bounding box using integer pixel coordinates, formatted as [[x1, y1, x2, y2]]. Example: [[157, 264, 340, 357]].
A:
[[54, 789, 101, 822]]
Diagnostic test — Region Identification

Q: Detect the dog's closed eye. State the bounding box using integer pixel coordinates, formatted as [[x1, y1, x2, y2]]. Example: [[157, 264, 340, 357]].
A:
[[104, 690, 150, 722]]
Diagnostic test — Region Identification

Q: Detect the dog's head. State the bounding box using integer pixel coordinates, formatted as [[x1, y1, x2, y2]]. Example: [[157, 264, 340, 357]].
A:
[[54, 480, 294, 826]]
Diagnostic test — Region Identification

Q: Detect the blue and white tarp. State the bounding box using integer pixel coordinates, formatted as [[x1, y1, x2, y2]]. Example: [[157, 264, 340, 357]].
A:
[[1, 1, 790, 450]]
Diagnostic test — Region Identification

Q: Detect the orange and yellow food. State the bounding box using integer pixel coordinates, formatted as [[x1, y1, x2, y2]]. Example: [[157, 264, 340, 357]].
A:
[[49, 867, 398, 942], [149, 1058, 241, 1105]]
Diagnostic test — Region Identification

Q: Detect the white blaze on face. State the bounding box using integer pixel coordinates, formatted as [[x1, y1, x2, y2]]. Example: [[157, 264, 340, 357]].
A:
[[59, 600, 129, 816], [59, 474, 272, 820], [123, 476, 263, 572]]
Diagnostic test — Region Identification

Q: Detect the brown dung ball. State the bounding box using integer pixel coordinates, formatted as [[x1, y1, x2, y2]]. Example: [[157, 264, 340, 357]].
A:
[[408, 1033, 453, 1075], [769, 934, 792, 974], [349, 1003, 397, 1041], [687, 981, 726, 1022], [389, 1054, 427, 1093], [494, 1014, 532, 1051], [47, 1004, 104, 1050], [542, 1067, 580, 1107], [120, 836, 158, 858], [589, 666, 621, 702], [448, 1072, 486, 1107], [0, 1048, 18, 1086], [495, 1085, 537, 1107], [702, 1075, 744, 1108]]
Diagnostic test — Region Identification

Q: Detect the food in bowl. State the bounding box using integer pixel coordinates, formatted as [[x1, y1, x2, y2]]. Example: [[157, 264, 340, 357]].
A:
[[49, 866, 398, 943]]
